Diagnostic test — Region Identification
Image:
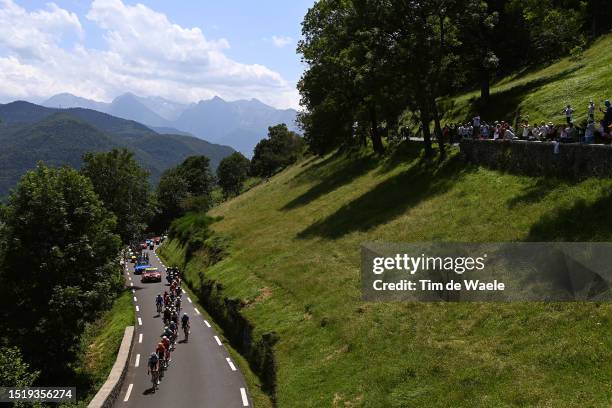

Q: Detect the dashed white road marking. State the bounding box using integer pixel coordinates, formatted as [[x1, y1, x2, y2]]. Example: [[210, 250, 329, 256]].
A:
[[131, 289, 135, 294], [194, 308, 201, 315], [138, 333, 143, 343], [128, 276, 131, 281], [123, 384, 133, 402], [135, 354, 140, 367], [240, 388, 248, 406], [182, 289, 186, 294], [130, 282, 133, 287], [214, 336, 222, 346], [204, 320, 211, 328], [226, 358, 237, 371], [133, 296, 137, 302], [138, 317, 143, 326], [187, 297, 192, 303], [135, 305, 140, 312]]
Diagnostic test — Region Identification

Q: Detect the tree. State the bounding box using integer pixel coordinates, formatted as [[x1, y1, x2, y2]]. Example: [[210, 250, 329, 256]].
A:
[[154, 155, 215, 230], [0, 347, 41, 408], [251, 124, 304, 177], [0, 164, 122, 380], [81, 149, 153, 244], [217, 152, 250, 197], [175, 155, 215, 197]]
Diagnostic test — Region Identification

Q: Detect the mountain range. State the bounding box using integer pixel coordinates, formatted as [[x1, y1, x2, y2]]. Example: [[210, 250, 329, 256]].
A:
[[0, 101, 235, 199], [43, 93, 299, 156]]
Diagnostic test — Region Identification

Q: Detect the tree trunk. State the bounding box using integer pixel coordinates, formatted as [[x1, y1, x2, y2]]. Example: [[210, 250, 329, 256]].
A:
[[419, 109, 433, 158], [369, 105, 385, 154], [480, 68, 490, 101], [432, 101, 445, 160]]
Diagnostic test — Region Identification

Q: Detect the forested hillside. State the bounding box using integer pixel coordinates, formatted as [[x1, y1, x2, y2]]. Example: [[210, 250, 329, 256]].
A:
[[0, 101, 234, 198]]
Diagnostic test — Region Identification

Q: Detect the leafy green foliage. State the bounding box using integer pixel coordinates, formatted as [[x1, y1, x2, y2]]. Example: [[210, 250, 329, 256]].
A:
[[154, 155, 215, 231], [217, 152, 251, 198], [81, 149, 153, 243], [297, 0, 612, 157], [0, 347, 41, 408], [251, 124, 304, 177], [0, 164, 122, 381]]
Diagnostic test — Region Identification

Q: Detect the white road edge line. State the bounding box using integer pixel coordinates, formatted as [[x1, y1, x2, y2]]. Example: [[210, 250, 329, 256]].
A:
[[135, 354, 140, 367], [214, 335, 222, 346], [133, 296, 137, 302], [194, 308, 201, 315], [130, 282, 133, 287], [138, 333, 143, 343], [226, 358, 237, 371], [135, 305, 140, 312], [240, 388, 248, 406], [123, 384, 133, 402], [187, 298, 192, 303], [204, 320, 211, 328], [182, 289, 186, 294], [138, 317, 142, 326]]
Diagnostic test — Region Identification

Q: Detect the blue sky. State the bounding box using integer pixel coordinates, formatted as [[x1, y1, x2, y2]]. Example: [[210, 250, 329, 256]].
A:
[[0, 0, 314, 108]]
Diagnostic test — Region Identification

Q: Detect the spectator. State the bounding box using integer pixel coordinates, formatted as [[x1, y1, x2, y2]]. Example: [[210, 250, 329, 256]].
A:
[[584, 120, 595, 144], [601, 100, 612, 130], [521, 121, 532, 140], [481, 122, 490, 139], [472, 115, 481, 137], [562, 104, 574, 124], [588, 100, 596, 121]]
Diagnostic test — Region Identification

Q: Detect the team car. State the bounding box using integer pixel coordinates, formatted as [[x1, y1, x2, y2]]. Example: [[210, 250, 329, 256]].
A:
[[141, 267, 162, 283], [134, 261, 150, 275]]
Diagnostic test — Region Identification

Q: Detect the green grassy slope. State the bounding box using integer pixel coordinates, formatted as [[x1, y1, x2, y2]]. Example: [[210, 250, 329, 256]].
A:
[[62, 290, 135, 407], [441, 33, 612, 126], [163, 144, 611, 407]]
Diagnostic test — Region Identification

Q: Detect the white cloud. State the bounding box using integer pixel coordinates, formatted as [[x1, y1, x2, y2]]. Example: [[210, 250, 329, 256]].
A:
[[271, 35, 292, 48], [0, 0, 299, 108]]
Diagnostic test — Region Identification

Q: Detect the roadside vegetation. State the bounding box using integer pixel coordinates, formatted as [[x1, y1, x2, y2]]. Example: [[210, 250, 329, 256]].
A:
[[61, 291, 135, 407], [163, 143, 611, 407]]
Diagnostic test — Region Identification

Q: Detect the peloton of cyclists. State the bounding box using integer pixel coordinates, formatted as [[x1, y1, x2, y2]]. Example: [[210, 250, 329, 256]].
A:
[[146, 266, 194, 389]]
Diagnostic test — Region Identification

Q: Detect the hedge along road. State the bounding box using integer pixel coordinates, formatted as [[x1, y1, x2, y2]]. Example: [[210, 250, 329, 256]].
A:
[[114, 246, 251, 408]]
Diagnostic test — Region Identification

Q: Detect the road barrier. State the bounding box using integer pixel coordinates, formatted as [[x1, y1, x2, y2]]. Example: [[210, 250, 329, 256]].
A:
[[88, 326, 135, 408]]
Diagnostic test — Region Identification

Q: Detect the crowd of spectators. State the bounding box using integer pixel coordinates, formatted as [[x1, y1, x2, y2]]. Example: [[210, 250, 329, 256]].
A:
[[443, 99, 612, 145]]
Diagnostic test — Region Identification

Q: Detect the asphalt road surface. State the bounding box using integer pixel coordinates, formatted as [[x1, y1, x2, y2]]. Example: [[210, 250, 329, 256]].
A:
[[114, 246, 251, 407]]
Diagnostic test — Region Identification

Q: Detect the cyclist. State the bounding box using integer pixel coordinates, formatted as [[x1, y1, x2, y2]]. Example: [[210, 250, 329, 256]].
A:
[[171, 310, 179, 330], [155, 341, 166, 371], [175, 296, 181, 313], [155, 293, 164, 314], [147, 352, 160, 387], [162, 326, 175, 347], [163, 307, 171, 325], [169, 320, 178, 341], [163, 291, 170, 306], [161, 335, 172, 362], [181, 312, 190, 342]]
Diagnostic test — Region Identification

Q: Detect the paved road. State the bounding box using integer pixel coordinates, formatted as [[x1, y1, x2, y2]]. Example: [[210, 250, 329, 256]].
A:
[[114, 246, 251, 408]]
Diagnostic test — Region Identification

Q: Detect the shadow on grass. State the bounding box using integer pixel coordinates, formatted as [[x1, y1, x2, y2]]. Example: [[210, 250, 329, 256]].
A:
[[527, 187, 612, 241], [448, 65, 584, 123], [281, 151, 380, 210], [377, 140, 427, 174], [283, 142, 427, 211], [506, 178, 574, 209], [297, 154, 474, 239]]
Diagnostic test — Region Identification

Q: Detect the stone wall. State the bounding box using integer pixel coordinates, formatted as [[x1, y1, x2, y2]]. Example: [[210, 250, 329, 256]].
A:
[[459, 139, 612, 179], [88, 326, 134, 408]]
